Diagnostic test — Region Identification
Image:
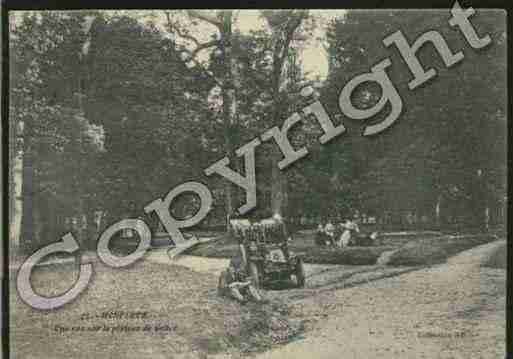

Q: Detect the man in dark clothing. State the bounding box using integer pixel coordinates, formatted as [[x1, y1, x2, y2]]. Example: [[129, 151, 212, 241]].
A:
[[218, 254, 263, 304]]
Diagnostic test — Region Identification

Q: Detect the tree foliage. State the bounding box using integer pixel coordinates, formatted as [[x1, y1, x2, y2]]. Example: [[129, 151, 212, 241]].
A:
[[9, 10, 506, 251]]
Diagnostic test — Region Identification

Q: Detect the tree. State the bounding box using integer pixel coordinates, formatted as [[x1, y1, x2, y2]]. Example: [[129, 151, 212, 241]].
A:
[[84, 13, 213, 227], [164, 10, 242, 229], [260, 10, 310, 217], [324, 10, 506, 227], [9, 12, 105, 252]]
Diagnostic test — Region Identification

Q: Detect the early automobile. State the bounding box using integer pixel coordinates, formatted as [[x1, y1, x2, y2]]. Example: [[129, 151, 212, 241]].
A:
[[230, 217, 305, 288]]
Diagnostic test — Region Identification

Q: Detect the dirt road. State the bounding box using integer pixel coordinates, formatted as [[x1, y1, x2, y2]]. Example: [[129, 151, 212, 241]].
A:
[[145, 240, 505, 359], [255, 240, 506, 359], [144, 251, 415, 292], [146, 251, 354, 278], [10, 238, 504, 359]]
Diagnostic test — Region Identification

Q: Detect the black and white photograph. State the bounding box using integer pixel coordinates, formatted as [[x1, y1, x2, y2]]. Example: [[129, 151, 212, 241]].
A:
[[4, 5, 508, 359]]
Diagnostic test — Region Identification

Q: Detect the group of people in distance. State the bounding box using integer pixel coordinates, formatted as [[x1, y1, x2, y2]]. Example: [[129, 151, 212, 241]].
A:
[[316, 217, 377, 248]]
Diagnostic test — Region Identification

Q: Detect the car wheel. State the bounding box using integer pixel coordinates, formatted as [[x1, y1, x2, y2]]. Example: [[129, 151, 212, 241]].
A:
[[295, 259, 306, 288], [249, 262, 261, 288]]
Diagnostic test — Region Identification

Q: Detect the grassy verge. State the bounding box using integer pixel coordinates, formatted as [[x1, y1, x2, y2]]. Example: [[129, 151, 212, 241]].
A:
[[186, 231, 499, 267], [10, 260, 304, 359], [481, 241, 507, 269], [298, 246, 397, 265], [186, 231, 434, 265], [386, 234, 499, 266]]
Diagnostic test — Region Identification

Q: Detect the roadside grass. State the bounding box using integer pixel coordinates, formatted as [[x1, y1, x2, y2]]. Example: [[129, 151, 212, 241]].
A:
[[10, 260, 304, 359], [378, 231, 443, 246], [299, 246, 397, 265], [481, 241, 507, 269], [186, 230, 500, 267], [186, 231, 441, 265], [386, 234, 500, 266]]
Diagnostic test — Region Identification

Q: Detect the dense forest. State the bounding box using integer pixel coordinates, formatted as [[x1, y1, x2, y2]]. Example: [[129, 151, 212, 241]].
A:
[[8, 10, 506, 253]]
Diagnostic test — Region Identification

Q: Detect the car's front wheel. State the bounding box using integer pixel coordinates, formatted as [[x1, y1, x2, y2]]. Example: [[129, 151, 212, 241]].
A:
[[249, 262, 261, 288]]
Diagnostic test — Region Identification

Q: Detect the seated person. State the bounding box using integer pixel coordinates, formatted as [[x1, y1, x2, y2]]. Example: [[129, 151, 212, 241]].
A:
[[218, 253, 263, 304], [324, 221, 334, 234], [315, 222, 327, 245], [338, 219, 359, 247], [342, 218, 360, 232], [324, 221, 337, 246]]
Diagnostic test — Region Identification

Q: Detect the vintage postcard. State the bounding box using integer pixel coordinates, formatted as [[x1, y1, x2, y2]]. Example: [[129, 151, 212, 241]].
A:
[[5, 5, 507, 359]]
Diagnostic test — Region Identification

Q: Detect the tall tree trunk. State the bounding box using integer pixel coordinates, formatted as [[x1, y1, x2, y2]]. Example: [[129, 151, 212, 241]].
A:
[[435, 193, 442, 228], [220, 11, 238, 229], [20, 150, 34, 253], [269, 60, 286, 217], [263, 12, 307, 219], [269, 86, 287, 216], [270, 155, 286, 216], [85, 204, 98, 251], [9, 120, 25, 255], [32, 197, 43, 250]]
